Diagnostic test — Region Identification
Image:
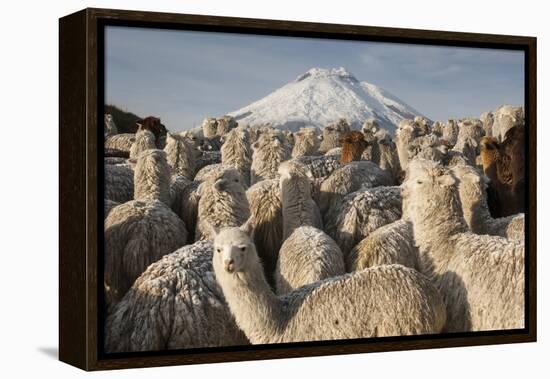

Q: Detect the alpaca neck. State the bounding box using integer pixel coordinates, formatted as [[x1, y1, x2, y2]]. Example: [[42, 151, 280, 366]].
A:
[[462, 192, 493, 234], [281, 175, 313, 238], [411, 189, 468, 256], [218, 256, 284, 343], [134, 165, 171, 205]]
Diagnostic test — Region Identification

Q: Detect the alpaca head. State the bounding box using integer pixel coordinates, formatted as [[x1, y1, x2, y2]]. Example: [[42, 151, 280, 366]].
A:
[[339, 131, 369, 164], [137, 116, 166, 140], [212, 168, 247, 193], [217, 115, 238, 136], [451, 164, 489, 212], [202, 117, 219, 138], [362, 118, 379, 138], [479, 136, 500, 153], [209, 217, 257, 274], [402, 159, 458, 222]]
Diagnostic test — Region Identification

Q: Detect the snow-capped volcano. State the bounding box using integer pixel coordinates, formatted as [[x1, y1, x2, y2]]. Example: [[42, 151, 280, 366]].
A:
[[229, 67, 426, 132]]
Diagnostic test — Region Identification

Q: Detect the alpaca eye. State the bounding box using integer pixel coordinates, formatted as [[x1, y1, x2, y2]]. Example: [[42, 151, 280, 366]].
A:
[[240, 246, 246, 251], [417, 180, 423, 184], [216, 248, 221, 254], [234, 179, 239, 183]]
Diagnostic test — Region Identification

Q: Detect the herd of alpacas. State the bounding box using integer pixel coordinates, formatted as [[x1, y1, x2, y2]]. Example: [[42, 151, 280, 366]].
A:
[[102, 104, 525, 352]]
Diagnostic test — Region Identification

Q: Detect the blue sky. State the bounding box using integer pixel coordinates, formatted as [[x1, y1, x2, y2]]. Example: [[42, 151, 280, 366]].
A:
[[105, 26, 524, 131]]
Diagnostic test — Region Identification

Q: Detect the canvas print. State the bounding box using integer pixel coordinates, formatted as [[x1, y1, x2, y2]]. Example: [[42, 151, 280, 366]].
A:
[[102, 26, 526, 354]]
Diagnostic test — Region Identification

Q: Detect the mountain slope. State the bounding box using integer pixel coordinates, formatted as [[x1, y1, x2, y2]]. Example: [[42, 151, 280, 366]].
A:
[[229, 67, 426, 132]]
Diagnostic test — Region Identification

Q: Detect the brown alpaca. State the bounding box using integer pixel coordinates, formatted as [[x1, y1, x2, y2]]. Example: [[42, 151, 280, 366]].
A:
[[479, 126, 524, 217], [137, 116, 167, 142], [340, 131, 368, 164]]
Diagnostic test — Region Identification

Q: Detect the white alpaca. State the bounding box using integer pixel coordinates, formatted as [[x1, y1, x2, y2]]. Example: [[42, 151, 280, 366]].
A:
[[492, 105, 524, 142], [246, 179, 283, 285], [209, 220, 446, 344], [275, 226, 345, 295], [452, 164, 524, 241], [221, 126, 253, 186], [403, 159, 524, 332], [202, 117, 218, 138], [292, 127, 321, 157], [105, 240, 248, 352], [250, 130, 291, 184], [129, 128, 156, 160], [104, 150, 188, 309], [195, 168, 250, 241], [278, 160, 322, 240], [164, 133, 197, 180], [346, 219, 417, 272]]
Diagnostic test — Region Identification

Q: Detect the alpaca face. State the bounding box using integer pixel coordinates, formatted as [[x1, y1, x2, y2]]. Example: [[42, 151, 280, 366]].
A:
[[212, 219, 256, 274], [402, 159, 456, 217], [212, 169, 247, 193], [213, 228, 253, 273]]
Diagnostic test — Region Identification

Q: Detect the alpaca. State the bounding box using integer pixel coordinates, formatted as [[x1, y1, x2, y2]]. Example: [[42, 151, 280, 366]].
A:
[[479, 128, 525, 217], [105, 133, 135, 155], [318, 161, 393, 218], [452, 136, 478, 166], [457, 118, 485, 145], [325, 186, 402, 256], [250, 130, 291, 184], [339, 131, 368, 164], [452, 164, 524, 241], [407, 134, 447, 164], [137, 116, 167, 147], [319, 118, 351, 153], [202, 117, 219, 138], [246, 179, 283, 285], [196, 168, 250, 241], [403, 159, 524, 332], [104, 150, 188, 309], [104, 163, 134, 203], [129, 128, 156, 160], [105, 240, 248, 352], [395, 120, 419, 170], [414, 116, 431, 136], [431, 121, 444, 137], [346, 219, 417, 272], [104, 114, 118, 137], [216, 115, 238, 136], [442, 119, 459, 146], [210, 221, 446, 344], [378, 138, 401, 184], [278, 160, 323, 240], [492, 105, 524, 142], [480, 111, 494, 137], [221, 126, 253, 186], [275, 226, 345, 295], [169, 174, 192, 219], [164, 133, 197, 180], [133, 149, 172, 206], [292, 127, 320, 157]]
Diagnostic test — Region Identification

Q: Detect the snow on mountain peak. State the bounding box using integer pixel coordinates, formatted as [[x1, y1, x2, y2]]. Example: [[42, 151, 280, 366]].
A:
[[229, 67, 426, 132]]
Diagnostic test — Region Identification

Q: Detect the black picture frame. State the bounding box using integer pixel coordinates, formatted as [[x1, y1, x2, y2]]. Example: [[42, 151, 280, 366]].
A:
[[59, 7, 537, 371]]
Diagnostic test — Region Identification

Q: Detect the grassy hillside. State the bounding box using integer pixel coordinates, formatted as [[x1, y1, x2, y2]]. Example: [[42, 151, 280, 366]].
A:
[[105, 104, 141, 134]]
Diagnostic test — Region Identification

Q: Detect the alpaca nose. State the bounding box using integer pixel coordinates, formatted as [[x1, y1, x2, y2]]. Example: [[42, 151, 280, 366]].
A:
[[224, 259, 235, 273]]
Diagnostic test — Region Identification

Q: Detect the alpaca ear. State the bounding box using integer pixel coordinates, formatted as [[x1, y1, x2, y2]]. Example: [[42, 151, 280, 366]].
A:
[[202, 220, 220, 238], [240, 216, 255, 238], [437, 174, 456, 187], [214, 179, 228, 191]]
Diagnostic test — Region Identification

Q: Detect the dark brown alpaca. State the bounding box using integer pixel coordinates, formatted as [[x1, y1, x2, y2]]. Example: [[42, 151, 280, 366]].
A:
[[479, 125, 524, 217], [340, 131, 368, 164], [137, 116, 167, 141]]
